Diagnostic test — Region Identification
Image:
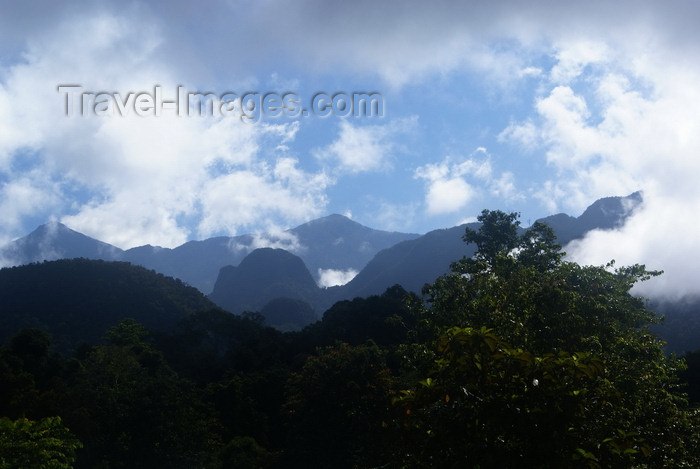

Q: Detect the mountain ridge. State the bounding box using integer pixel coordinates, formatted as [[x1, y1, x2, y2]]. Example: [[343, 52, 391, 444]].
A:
[[0, 214, 420, 293], [208, 192, 644, 326], [0, 192, 643, 305]]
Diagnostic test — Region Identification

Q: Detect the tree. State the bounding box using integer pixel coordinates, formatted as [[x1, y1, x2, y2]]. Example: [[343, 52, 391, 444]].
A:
[[394, 210, 699, 468], [0, 416, 81, 469], [62, 319, 221, 468], [284, 342, 394, 468]]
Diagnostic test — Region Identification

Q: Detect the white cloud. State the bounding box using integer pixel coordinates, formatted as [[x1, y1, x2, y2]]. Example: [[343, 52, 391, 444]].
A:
[[424, 178, 475, 215], [318, 268, 358, 288], [314, 118, 415, 174], [566, 194, 700, 302], [501, 37, 700, 300], [549, 40, 611, 84], [230, 228, 305, 256], [0, 10, 329, 249], [499, 120, 540, 152], [491, 172, 522, 201], [0, 171, 61, 242], [197, 157, 330, 239], [415, 149, 522, 216], [367, 201, 421, 233]]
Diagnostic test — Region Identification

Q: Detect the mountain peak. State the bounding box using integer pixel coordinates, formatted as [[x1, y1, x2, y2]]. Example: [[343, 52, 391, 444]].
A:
[[293, 213, 363, 230], [577, 191, 642, 229], [1, 220, 123, 266], [537, 191, 643, 244], [209, 247, 319, 316], [28, 220, 72, 236]]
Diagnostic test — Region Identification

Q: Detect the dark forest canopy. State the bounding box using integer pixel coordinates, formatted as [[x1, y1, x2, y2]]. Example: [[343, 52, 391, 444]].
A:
[[0, 258, 217, 354], [1, 213, 699, 468]]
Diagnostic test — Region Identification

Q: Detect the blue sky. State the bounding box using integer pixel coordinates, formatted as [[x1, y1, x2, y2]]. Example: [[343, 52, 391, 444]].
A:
[[1, 0, 700, 298]]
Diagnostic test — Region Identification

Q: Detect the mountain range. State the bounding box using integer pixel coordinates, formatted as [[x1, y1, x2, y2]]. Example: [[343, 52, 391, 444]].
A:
[[1, 192, 645, 330], [0, 214, 419, 294]]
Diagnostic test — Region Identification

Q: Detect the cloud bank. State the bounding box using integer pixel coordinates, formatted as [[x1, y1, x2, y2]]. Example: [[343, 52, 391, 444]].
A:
[[1, 1, 699, 301]]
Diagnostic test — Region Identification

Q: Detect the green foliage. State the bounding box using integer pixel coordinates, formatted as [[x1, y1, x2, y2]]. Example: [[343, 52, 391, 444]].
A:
[[160, 308, 287, 381], [0, 416, 81, 469], [679, 349, 700, 404], [62, 319, 221, 468], [298, 285, 419, 350], [284, 342, 394, 468], [0, 329, 66, 420], [394, 327, 609, 467], [397, 210, 697, 468], [104, 318, 150, 347], [218, 436, 271, 469], [462, 209, 520, 265]]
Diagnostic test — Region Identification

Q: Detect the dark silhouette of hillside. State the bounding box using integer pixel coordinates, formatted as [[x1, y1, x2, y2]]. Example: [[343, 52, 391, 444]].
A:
[[0, 259, 216, 354], [209, 248, 320, 317]]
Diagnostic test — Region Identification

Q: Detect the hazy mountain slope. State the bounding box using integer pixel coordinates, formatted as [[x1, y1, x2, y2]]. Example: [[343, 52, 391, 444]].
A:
[[140, 214, 417, 293], [321, 192, 643, 309], [322, 224, 480, 310], [0, 215, 417, 294], [288, 214, 420, 276], [208, 248, 320, 315], [0, 192, 643, 306], [0, 221, 123, 265], [537, 191, 643, 245], [209, 192, 646, 317], [121, 236, 248, 294]]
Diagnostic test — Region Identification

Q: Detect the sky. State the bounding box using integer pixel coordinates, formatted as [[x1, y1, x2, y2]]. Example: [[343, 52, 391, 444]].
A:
[[0, 0, 699, 299]]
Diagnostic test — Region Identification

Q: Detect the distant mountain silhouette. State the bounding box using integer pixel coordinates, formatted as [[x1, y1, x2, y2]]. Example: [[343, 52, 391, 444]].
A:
[[537, 191, 642, 244], [288, 214, 420, 275], [127, 214, 418, 293], [0, 221, 123, 265], [0, 259, 217, 354], [121, 236, 243, 294], [1, 215, 418, 294], [2, 191, 697, 352], [209, 192, 645, 318], [0, 191, 644, 322], [209, 248, 320, 316], [323, 223, 481, 310], [319, 191, 643, 309]]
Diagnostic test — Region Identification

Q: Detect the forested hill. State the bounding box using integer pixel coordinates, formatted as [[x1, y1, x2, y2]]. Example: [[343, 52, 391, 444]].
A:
[[0, 258, 217, 354]]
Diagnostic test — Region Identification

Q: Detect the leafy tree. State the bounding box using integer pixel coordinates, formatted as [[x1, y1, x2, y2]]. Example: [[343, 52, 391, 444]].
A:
[[461, 209, 520, 266], [297, 285, 419, 351], [0, 416, 82, 469], [218, 436, 271, 469], [0, 329, 66, 420], [284, 342, 394, 468], [394, 327, 608, 467], [394, 210, 698, 468], [61, 319, 221, 468], [679, 349, 700, 404]]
